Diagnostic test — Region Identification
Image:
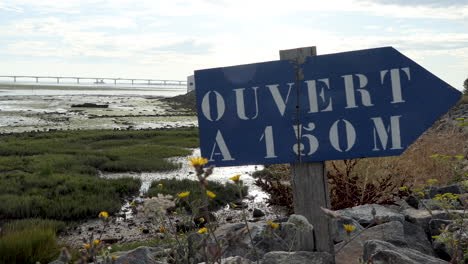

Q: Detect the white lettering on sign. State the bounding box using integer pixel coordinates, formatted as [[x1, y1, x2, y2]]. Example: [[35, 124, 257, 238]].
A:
[[304, 79, 333, 113], [200, 67, 412, 161], [380, 68, 410, 104], [259, 126, 277, 158], [329, 119, 357, 152], [292, 123, 319, 156], [266, 83, 294, 116], [234, 87, 259, 120], [342, 74, 373, 109], [371, 116, 403, 151], [209, 130, 235, 161], [202, 91, 225, 121]]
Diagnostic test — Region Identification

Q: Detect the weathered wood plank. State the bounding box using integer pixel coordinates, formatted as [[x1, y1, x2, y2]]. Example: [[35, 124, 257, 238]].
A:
[[279, 47, 335, 258]]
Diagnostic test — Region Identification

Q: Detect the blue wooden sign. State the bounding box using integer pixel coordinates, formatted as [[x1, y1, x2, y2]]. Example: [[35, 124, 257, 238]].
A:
[[195, 47, 461, 167]]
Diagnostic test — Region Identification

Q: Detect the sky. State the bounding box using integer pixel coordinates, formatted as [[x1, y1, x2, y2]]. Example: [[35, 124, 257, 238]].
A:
[[0, 0, 467, 90]]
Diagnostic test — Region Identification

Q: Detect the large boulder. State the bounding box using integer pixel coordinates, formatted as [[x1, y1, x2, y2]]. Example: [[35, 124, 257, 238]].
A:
[[262, 251, 334, 264], [337, 204, 404, 226], [363, 240, 448, 264], [335, 221, 404, 264], [207, 216, 315, 261], [402, 221, 434, 256]]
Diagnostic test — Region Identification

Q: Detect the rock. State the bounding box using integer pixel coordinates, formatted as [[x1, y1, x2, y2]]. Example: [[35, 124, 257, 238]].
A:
[[403, 208, 465, 234], [402, 221, 434, 256], [115, 246, 165, 264], [335, 221, 404, 264], [418, 199, 443, 210], [253, 208, 265, 218], [210, 221, 299, 261], [262, 251, 334, 264], [71, 103, 109, 108], [405, 196, 419, 209], [363, 240, 448, 264], [332, 217, 364, 243], [337, 204, 404, 226], [432, 219, 468, 261], [427, 184, 464, 198], [101, 237, 121, 244], [428, 219, 452, 237]]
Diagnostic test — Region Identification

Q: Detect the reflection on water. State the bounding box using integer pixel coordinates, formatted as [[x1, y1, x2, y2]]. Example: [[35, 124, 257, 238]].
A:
[[102, 149, 268, 203]]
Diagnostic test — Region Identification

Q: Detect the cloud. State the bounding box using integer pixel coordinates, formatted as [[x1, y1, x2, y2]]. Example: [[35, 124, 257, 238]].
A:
[[359, 0, 468, 7]]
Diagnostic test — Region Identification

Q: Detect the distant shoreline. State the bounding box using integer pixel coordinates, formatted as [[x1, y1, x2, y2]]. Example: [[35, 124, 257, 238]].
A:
[[0, 83, 186, 91]]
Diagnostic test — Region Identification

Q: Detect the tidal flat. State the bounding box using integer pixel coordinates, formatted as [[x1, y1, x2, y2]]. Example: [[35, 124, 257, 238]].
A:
[[0, 85, 196, 133]]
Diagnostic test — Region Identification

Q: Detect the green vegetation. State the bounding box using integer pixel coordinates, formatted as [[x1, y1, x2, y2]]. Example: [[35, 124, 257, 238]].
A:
[[147, 178, 248, 211], [0, 128, 199, 220], [0, 219, 66, 264]]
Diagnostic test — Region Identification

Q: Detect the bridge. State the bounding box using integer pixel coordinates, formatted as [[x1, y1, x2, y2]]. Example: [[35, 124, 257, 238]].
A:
[[0, 75, 187, 87]]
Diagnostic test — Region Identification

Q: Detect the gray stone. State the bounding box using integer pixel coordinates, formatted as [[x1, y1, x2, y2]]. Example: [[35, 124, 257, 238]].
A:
[[262, 251, 334, 264], [335, 221, 404, 264], [403, 208, 465, 234], [418, 199, 443, 210], [115, 246, 165, 264], [427, 184, 464, 198], [363, 240, 448, 264], [428, 219, 452, 236], [338, 204, 404, 226], [253, 208, 265, 218], [332, 217, 364, 243], [402, 221, 434, 256], [211, 221, 299, 261]]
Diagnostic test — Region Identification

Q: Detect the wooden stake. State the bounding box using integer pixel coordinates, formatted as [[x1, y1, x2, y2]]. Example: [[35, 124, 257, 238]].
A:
[[279, 47, 335, 258]]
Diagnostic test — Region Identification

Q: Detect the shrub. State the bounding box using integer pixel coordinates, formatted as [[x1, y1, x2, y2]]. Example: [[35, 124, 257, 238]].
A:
[[147, 178, 248, 211], [0, 219, 64, 264]]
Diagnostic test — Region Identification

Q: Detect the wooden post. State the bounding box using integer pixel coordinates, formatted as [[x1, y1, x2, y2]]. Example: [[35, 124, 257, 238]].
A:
[[279, 47, 335, 258]]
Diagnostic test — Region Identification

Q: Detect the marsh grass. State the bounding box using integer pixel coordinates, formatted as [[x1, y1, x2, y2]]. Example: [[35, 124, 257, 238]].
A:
[[0, 128, 199, 220], [0, 219, 66, 264], [147, 178, 248, 211]]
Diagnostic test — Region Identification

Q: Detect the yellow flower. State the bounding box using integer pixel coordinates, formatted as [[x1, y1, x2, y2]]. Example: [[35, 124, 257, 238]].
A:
[[98, 211, 109, 219], [177, 191, 190, 198], [429, 154, 439, 158], [199, 217, 205, 223], [343, 224, 356, 233], [399, 186, 408, 191], [112, 255, 118, 260], [172, 211, 178, 215], [230, 203, 238, 208], [197, 227, 208, 234], [138, 227, 143, 230], [189, 156, 208, 167], [159, 227, 165, 232], [206, 190, 216, 199], [158, 183, 163, 188], [268, 221, 279, 228], [93, 240, 100, 245], [427, 179, 438, 184], [418, 191, 425, 196], [84, 243, 91, 249], [229, 174, 241, 182], [454, 155, 464, 160], [130, 201, 135, 206]]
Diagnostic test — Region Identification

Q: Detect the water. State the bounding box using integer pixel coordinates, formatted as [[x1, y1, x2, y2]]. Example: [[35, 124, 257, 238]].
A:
[[0, 81, 187, 97]]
